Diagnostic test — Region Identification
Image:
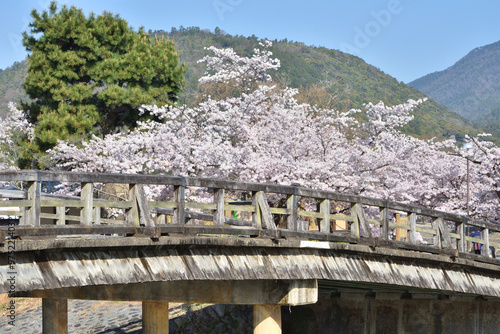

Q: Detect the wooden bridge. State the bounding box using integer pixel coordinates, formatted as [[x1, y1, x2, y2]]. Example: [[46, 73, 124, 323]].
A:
[[0, 170, 499, 333]]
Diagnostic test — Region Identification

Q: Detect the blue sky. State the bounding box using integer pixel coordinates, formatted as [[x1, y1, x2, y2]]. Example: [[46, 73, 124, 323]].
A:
[[1, 0, 500, 83]]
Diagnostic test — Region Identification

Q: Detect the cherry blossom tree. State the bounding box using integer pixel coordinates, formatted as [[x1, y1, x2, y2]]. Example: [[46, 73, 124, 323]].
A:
[[47, 41, 500, 222], [0, 103, 33, 171]]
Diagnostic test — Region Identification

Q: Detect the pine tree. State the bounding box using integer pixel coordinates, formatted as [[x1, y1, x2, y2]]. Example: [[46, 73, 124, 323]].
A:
[[20, 1, 184, 168]]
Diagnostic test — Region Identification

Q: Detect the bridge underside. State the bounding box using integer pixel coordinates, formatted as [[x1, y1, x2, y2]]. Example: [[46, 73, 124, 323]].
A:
[[3, 237, 500, 299]]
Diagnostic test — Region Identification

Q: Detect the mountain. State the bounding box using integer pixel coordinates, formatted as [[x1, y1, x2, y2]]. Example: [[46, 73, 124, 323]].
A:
[[156, 27, 480, 141], [409, 40, 500, 129], [0, 60, 28, 117], [0, 27, 484, 141]]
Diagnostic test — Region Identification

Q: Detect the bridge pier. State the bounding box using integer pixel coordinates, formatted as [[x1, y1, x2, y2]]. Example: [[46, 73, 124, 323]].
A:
[[254, 304, 282, 334], [24, 280, 317, 333], [143, 301, 169, 334], [42, 298, 67, 334]]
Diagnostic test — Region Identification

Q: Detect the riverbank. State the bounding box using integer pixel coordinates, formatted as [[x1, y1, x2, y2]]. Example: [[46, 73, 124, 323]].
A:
[[0, 295, 253, 333]]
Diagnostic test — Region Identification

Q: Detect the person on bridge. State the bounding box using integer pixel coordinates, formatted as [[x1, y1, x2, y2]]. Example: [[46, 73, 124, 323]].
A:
[[471, 229, 481, 255]]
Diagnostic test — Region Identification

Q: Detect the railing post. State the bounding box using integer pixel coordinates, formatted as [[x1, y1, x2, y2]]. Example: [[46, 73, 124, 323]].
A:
[[457, 218, 466, 253], [433, 217, 452, 249], [173, 177, 186, 225], [395, 213, 407, 242], [27, 179, 41, 226], [380, 203, 389, 240], [258, 192, 276, 230], [351, 203, 372, 238], [253, 191, 262, 229], [351, 203, 360, 237], [56, 207, 65, 225], [127, 184, 140, 226], [80, 182, 93, 225], [482, 228, 490, 257], [408, 212, 417, 244], [433, 218, 441, 249], [134, 184, 155, 236], [286, 187, 298, 231], [93, 207, 101, 225], [319, 199, 330, 233], [214, 188, 225, 226]]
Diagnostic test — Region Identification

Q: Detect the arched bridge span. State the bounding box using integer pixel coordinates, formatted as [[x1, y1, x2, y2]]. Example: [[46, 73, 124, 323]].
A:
[[0, 170, 499, 333]]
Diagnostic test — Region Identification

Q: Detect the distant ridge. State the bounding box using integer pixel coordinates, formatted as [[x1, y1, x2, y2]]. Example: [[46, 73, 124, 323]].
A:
[[0, 27, 485, 141], [409, 40, 500, 125]]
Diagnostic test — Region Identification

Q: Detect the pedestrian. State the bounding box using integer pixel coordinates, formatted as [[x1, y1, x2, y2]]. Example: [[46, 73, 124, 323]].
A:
[[471, 229, 481, 254]]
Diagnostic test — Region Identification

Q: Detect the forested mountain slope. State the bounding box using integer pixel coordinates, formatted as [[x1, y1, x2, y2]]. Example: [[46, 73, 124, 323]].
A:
[[409, 40, 500, 137], [0, 27, 484, 141], [0, 60, 28, 117]]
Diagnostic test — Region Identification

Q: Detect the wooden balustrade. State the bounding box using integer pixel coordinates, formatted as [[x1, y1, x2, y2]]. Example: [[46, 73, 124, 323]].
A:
[[0, 170, 499, 259]]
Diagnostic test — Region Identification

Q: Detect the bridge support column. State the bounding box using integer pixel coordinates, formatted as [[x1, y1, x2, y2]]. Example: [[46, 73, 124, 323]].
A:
[[142, 301, 169, 334], [254, 304, 281, 334], [42, 298, 67, 334]]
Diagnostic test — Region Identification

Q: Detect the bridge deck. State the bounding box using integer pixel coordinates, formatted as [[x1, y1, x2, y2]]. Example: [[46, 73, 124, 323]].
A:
[[0, 170, 499, 300]]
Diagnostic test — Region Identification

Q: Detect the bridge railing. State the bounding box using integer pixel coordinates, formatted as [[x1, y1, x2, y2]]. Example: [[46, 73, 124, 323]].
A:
[[0, 170, 498, 260]]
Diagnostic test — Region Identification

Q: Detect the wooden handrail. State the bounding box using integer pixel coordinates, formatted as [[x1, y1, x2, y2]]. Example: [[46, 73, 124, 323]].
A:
[[0, 170, 498, 259]]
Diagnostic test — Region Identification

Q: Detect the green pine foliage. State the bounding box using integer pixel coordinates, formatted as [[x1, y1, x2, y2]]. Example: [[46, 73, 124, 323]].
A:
[[19, 1, 185, 168]]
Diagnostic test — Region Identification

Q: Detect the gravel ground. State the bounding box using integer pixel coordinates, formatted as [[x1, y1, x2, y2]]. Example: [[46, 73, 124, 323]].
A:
[[0, 298, 253, 333], [0, 299, 146, 333]]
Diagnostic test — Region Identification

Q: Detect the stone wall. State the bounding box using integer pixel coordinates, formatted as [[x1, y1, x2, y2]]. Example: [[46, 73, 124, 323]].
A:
[[284, 293, 500, 334]]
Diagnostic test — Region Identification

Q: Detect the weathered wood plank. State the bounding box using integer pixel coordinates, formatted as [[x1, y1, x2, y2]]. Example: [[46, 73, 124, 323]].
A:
[[330, 214, 354, 222], [257, 191, 276, 230], [185, 202, 217, 210], [213, 188, 225, 226], [93, 207, 101, 225], [389, 222, 411, 229], [433, 217, 452, 249], [80, 182, 93, 226], [148, 201, 176, 209], [56, 207, 65, 225], [298, 210, 324, 219], [351, 203, 371, 238], [93, 200, 133, 208], [225, 204, 255, 212], [40, 200, 82, 207], [0, 200, 32, 207], [0, 210, 23, 216], [252, 191, 261, 229], [482, 228, 490, 257], [126, 184, 140, 227], [380, 206, 389, 240], [287, 192, 298, 231], [319, 199, 330, 233], [27, 180, 40, 227], [408, 213, 417, 244], [416, 226, 437, 235], [269, 207, 289, 215], [100, 218, 127, 225], [457, 220, 466, 253], [173, 182, 185, 225], [1, 170, 498, 233], [135, 184, 155, 236]]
